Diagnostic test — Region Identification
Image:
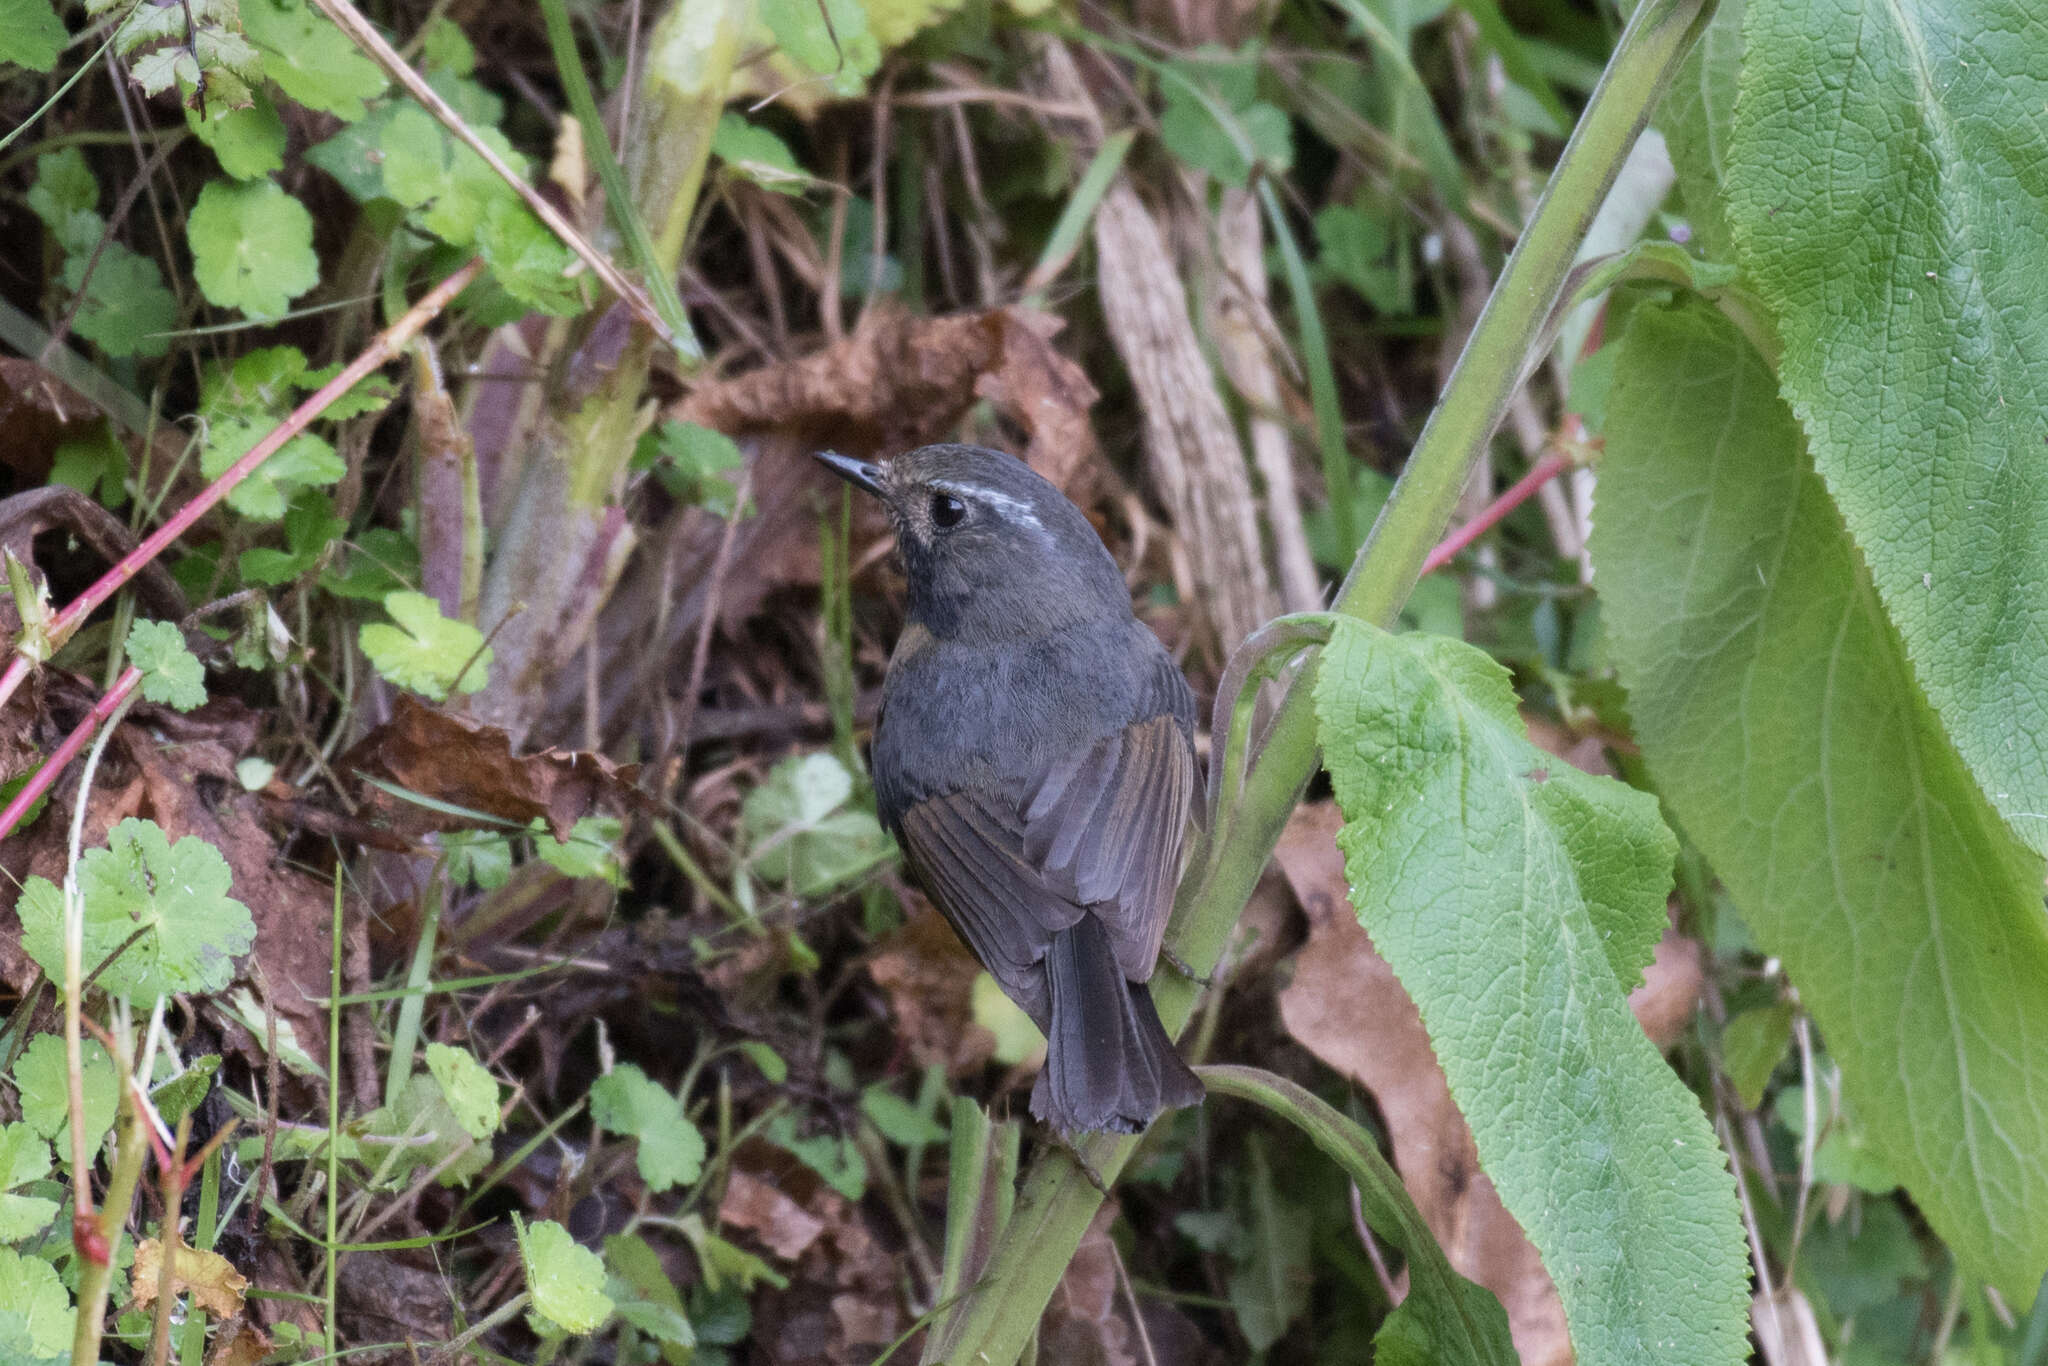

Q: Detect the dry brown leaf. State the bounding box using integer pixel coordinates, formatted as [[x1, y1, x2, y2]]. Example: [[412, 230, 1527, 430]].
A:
[[731, 1145, 911, 1364], [1037, 1205, 1138, 1366], [1521, 710, 1620, 777], [134, 1238, 249, 1318], [204, 1317, 272, 1366], [341, 693, 643, 841], [1631, 919, 1705, 1051], [865, 907, 997, 1075], [676, 304, 1096, 486], [719, 1168, 828, 1261]]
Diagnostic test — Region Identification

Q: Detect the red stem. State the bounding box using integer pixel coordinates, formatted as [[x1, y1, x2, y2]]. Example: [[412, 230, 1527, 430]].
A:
[[0, 665, 139, 840], [1420, 450, 1576, 577]]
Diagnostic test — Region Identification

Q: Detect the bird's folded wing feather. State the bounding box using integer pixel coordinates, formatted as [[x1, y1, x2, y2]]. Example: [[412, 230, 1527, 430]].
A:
[[900, 714, 1195, 1011], [899, 791, 1082, 1025], [1022, 714, 1194, 979]]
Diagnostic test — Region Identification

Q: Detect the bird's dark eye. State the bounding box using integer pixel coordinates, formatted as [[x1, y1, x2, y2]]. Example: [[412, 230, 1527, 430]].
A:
[[930, 492, 967, 529]]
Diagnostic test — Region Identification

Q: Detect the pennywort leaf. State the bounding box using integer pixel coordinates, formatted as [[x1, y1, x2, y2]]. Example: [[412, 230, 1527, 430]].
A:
[[359, 590, 492, 698], [11, 1033, 116, 1158], [0, 1123, 58, 1242], [0, 0, 66, 71], [516, 1215, 613, 1336], [239, 0, 385, 118], [424, 1043, 501, 1141], [187, 178, 319, 320], [126, 619, 206, 711], [0, 1248, 69, 1359], [589, 1063, 705, 1193], [18, 818, 256, 1001]]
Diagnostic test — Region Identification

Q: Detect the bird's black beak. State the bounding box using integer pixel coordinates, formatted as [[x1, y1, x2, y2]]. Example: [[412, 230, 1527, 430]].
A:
[[813, 450, 889, 499]]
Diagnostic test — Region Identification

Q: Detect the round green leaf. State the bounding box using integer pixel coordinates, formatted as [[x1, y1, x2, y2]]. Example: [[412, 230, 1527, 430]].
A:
[[188, 178, 319, 320], [517, 1216, 613, 1335]]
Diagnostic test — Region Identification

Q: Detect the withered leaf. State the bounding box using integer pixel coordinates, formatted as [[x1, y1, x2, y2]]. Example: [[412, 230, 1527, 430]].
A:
[[342, 693, 643, 841], [134, 1238, 249, 1319], [719, 1168, 828, 1261]]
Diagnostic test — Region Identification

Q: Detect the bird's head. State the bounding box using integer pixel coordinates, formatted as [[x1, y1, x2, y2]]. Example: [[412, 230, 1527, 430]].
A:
[[814, 443, 1130, 641]]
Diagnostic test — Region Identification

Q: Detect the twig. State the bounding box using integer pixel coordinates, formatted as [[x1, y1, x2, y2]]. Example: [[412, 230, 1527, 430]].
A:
[[0, 665, 141, 841], [1419, 451, 1575, 577], [1108, 1234, 1160, 1366]]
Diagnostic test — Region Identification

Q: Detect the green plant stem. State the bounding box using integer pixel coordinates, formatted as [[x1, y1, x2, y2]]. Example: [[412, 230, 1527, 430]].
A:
[[178, 1145, 222, 1365], [533, 0, 698, 364], [918, 2, 1716, 1360], [560, 0, 748, 503], [72, 1045, 150, 1366], [383, 872, 443, 1108], [1259, 181, 1355, 557]]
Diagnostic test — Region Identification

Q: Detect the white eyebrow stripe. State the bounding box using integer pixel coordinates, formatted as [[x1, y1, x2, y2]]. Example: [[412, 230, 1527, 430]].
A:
[[930, 481, 1044, 532]]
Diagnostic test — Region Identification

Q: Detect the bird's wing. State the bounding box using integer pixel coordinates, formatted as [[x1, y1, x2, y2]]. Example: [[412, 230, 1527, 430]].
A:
[[897, 710, 1195, 1012], [898, 790, 1084, 1027], [1018, 713, 1196, 982]]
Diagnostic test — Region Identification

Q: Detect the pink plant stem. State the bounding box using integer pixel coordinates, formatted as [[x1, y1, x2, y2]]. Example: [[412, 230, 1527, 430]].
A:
[[0, 665, 139, 840], [0, 258, 487, 720], [1420, 449, 1576, 577]]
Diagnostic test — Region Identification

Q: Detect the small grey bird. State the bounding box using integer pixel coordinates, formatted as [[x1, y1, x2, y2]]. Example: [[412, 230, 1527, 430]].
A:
[[816, 443, 1205, 1134]]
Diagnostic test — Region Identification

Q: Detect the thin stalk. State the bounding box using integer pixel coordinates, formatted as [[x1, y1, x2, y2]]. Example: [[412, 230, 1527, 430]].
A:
[[325, 868, 344, 1364], [71, 1024, 149, 1366], [148, 1116, 196, 1366], [383, 870, 444, 1107], [919, 2, 1715, 1360], [177, 1144, 222, 1365], [1020, 130, 1136, 306], [62, 686, 137, 1196], [1419, 449, 1574, 576], [1259, 180, 1355, 557], [0, 259, 486, 716]]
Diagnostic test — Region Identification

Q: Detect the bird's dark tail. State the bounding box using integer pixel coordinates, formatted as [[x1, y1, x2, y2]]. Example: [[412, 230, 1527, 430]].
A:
[[1031, 916, 1206, 1135]]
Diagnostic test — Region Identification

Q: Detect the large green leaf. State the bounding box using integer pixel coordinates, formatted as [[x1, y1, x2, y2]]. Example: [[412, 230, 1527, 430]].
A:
[[1653, 0, 1741, 260], [1313, 618, 1748, 1366], [1592, 298, 2048, 1303], [1725, 0, 2048, 856]]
